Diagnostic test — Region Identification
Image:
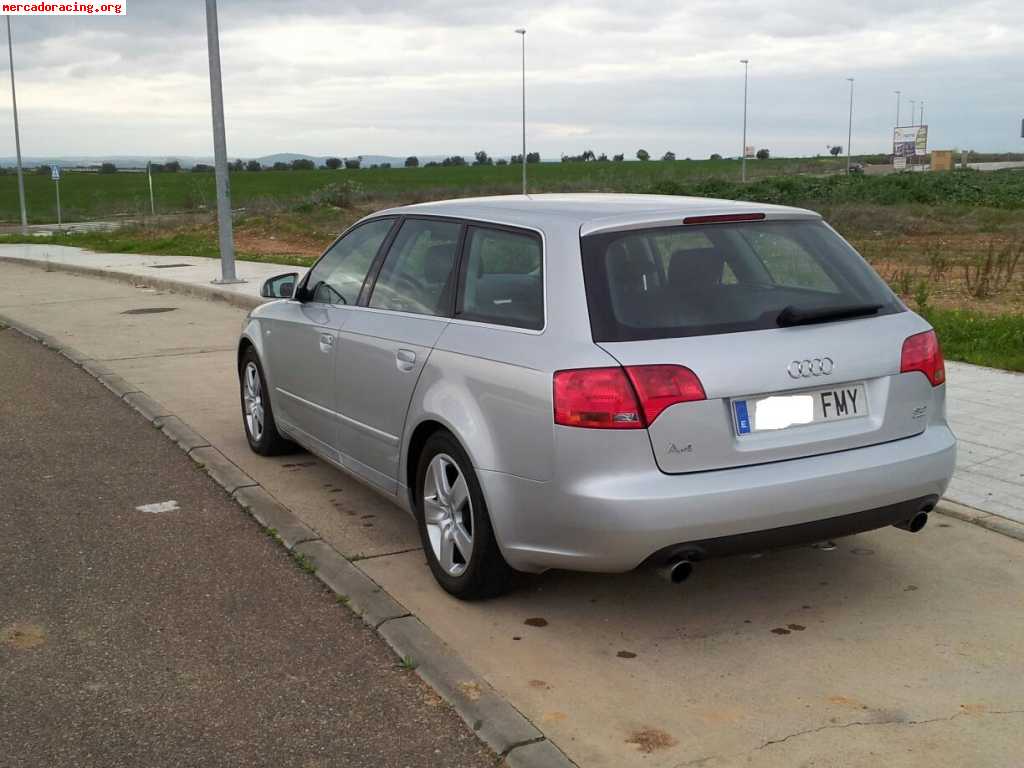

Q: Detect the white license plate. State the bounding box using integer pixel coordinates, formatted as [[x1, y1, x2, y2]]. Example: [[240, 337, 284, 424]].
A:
[[733, 383, 868, 435]]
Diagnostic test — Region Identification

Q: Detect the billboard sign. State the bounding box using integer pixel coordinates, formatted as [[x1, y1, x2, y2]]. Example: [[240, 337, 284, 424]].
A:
[[893, 126, 928, 157]]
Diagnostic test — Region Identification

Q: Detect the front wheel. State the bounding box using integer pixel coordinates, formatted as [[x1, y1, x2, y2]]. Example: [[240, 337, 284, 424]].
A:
[[239, 348, 294, 456], [415, 432, 514, 599]]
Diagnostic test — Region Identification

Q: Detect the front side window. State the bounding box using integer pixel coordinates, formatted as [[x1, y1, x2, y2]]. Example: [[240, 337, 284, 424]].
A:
[[458, 226, 543, 330], [368, 219, 461, 317], [306, 218, 394, 305], [581, 220, 901, 342]]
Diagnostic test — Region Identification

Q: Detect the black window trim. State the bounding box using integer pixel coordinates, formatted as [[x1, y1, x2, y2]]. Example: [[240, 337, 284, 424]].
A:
[[295, 215, 400, 305]]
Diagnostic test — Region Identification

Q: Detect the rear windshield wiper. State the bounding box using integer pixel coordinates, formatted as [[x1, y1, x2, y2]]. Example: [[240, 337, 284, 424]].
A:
[[776, 303, 883, 327]]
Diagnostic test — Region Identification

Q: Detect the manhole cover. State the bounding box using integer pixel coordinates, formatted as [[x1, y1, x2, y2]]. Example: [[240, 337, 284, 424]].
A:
[[121, 307, 178, 315], [148, 263, 193, 269]]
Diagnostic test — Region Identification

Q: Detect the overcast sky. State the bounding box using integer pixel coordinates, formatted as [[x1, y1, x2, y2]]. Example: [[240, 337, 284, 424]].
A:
[[1, 0, 1021, 160]]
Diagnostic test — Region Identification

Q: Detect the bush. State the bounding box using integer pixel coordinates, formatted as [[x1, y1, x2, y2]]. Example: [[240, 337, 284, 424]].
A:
[[246, 160, 262, 172], [473, 150, 492, 166], [325, 157, 342, 170], [164, 160, 182, 173], [304, 181, 363, 209], [99, 162, 117, 174], [35, 165, 52, 176], [613, 153, 624, 162], [191, 163, 214, 173], [709, 153, 722, 160], [756, 148, 770, 160], [527, 152, 541, 163], [662, 151, 676, 162], [636, 149, 650, 161], [404, 156, 419, 168], [344, 158, 361, 170], [291, 158, 316, 171]]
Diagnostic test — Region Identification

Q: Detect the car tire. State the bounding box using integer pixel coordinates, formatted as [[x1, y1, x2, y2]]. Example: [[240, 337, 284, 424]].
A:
[[239, 347, 294, 456], [415, 431, 515, 599]]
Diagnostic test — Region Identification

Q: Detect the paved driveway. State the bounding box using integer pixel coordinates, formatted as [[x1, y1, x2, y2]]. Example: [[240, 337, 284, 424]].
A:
[[2, 260, 1022, 767]]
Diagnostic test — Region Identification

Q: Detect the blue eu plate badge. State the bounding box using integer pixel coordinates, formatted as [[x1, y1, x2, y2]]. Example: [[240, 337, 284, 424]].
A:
[[734, 400, 751, 434]]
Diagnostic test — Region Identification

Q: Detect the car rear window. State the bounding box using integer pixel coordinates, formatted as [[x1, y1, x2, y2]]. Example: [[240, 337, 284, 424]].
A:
[[580, 220, 902, 342]]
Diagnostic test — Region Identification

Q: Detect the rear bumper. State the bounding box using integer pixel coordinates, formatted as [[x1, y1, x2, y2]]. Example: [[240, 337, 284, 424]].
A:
[[479, 424, 956, 573]]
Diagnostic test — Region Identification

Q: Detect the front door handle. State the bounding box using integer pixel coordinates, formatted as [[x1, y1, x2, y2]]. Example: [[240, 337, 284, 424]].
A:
[[396, 348, 416, 372], [319, 333, 335, 354]]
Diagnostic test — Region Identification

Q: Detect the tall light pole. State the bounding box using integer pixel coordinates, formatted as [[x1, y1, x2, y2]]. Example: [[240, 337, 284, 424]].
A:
[[846, 77, 854, 174], [6, 16, 27, 233], [204, 0, 241, 284], [909, 99, 916, 124], [740, 59, 749, 182], [920, 100, 925, 125], [894, 90, 901, 126], [515, 28, 526, 195]]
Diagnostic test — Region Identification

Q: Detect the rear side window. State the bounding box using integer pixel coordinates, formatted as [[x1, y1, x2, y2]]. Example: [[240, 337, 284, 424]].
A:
[[368, 219, 461, 317], [457, 226, 543, 330], [581, 220, 901, 342]]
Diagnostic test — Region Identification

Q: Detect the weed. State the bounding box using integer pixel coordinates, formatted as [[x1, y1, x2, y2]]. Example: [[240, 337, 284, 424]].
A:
[[291, 551, 317, 574], [400, 655, 417, 671], [963, 239, 1021, 299], [336, 595, 350, 606], [924, 242, 950, 279], [914, 278, 931, 311], [885, 267, 915, 296]]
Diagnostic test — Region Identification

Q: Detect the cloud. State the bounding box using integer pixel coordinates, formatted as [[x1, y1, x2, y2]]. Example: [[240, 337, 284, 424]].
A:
[[0, 0, 1019, 158]]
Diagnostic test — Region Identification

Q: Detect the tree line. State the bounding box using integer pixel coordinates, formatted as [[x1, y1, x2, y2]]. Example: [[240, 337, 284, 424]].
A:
[[44, 148, 776, 175]]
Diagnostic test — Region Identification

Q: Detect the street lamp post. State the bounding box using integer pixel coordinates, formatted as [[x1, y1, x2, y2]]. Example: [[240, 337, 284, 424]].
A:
[[740, 59, 749, 182], [894, 90, 901, 126], [846, 78, 854, 174], [909, 99, 916, 124], [920, 100, 925, 126], [515, 28, 526, 195], [6, 16, 27, 233], [204, 0, 242, 284]]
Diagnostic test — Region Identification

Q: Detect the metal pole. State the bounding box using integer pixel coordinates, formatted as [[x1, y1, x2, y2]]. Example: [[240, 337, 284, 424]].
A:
[[920, 100, 925, 126], [740, 59, 748, 182], [147, 161, 155, 216], [894, 90, 901, 126], [515, 29, 526, 195], [55, 177, 60, 226], [204, 0, 241, 284], [909, 99, 916, 124], [846, 78, 854, 174], [6, 17, 27, 233]]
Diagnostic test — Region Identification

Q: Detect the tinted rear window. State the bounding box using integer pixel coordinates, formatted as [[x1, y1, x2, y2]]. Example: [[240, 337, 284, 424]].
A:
[[581, 220, 902, 342]]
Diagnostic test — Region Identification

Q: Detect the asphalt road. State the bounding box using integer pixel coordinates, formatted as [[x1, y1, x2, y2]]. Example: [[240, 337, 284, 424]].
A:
[[0, 326, 494, 768]]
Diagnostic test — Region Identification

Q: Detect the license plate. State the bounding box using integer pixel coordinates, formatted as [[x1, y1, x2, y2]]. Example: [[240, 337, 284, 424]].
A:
[[733, 383, 868, 435]]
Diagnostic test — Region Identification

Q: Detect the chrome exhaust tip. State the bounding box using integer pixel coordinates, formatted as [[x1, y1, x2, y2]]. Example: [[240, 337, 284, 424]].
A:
[[658, 558, 693, 584], [894, 511, 929, 533]]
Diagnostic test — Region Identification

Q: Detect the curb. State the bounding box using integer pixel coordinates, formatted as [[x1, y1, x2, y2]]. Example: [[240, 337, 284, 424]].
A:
[[0, 254, 263, 311], [0, 313, 576, 768], [936, 499, 1024, 543]]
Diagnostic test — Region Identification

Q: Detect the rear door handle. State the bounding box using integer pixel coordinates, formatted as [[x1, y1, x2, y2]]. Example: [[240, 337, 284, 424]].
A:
[[396, 348, 416, 372], [319, 333, 335, 353]]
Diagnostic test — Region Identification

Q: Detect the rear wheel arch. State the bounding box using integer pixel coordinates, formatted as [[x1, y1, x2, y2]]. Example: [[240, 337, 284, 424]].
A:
[[237, 336, 256, 373], [406, 419, 448, 506]]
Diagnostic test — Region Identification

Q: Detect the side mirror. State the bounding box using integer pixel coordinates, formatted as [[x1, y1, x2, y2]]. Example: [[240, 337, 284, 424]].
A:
[[261, 272, 298, 300]]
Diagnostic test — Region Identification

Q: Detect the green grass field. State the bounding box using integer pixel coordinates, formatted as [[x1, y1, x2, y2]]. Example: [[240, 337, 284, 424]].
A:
[[0, 156, 852, 224]]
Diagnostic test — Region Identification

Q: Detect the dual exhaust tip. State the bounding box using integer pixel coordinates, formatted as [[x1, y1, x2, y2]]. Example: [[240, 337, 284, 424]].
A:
[[657, 508, 932, 585]]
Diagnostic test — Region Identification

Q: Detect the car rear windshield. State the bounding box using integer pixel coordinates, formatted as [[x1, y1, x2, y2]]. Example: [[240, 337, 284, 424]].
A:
[[580, 219, 903, 342]]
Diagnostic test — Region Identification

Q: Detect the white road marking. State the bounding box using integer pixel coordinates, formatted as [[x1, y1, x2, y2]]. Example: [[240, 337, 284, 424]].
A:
[[135, 500, 180, 514]]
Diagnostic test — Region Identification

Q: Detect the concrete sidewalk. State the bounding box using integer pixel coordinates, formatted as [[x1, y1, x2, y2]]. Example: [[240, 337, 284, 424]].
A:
[[2, 248, 1023, 768], [3, 242, 1022, 525]]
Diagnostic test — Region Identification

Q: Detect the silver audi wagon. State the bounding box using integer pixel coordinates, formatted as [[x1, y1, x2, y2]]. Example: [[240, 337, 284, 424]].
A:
[[238, 194, 956, 598]]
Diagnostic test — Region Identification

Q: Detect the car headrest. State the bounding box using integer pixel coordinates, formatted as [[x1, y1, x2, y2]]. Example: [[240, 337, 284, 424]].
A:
[[423, 243, 456, 284], [608, 252, 659, 293], [668, 247, 725, 291]]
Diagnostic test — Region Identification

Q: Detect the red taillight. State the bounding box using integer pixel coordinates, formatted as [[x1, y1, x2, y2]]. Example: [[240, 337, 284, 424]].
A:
[[553, 365, 705, 429], [901, 330, 945, 387], [624, 365, 706, 424], [553, 367, 642, 429]]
